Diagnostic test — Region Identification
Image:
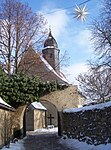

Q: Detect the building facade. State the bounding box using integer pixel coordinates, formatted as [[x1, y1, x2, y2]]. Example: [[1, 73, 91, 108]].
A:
[[18, 31, 86, 129]]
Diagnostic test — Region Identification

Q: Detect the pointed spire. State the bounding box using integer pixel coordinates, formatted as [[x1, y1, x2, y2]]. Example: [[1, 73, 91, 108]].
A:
[[49, 26, 52, 37], [49, 25, 51, 32], [44, 27, 58, 48]]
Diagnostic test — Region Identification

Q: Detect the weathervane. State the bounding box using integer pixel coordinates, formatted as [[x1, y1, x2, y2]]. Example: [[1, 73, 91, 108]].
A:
[[49, 25, 51, 32]]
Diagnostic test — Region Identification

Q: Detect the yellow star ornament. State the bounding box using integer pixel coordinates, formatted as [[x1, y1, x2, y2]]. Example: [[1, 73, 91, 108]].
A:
[[74, 5, 89, 21]]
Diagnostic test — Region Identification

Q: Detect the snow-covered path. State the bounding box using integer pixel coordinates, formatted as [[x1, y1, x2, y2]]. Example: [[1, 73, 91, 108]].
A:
[[23, 131, 78, 150], [2, 128, 111, 150]]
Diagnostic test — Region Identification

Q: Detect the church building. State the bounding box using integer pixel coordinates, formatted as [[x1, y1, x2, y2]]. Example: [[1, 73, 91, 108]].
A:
[[18, 31, 69, 85], [18, 30, 86, 129]]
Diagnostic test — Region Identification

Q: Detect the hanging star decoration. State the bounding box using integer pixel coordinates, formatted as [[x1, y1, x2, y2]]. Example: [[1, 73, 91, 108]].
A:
[[74, 5, 89, 21]]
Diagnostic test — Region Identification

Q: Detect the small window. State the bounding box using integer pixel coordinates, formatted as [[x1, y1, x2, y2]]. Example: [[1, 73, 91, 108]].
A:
[[50, 53, 53, 58]]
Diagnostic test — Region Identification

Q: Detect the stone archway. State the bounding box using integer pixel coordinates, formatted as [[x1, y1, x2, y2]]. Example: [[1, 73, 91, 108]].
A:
[[22, 101, 62, 136], [40, 100, 58, 127]]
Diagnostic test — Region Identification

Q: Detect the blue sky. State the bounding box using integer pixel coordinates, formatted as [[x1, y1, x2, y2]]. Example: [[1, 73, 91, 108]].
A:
[[22, 0, 102, 84]]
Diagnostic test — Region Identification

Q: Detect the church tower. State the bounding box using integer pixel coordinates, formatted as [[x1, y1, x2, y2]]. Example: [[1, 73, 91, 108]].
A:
[[42, 30, 60, 73]]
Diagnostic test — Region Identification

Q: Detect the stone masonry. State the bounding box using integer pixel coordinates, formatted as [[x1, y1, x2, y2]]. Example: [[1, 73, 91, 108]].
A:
[[0, 109, 14, 148], [62, 101, 111, 145], [40, 85, 79, 111]]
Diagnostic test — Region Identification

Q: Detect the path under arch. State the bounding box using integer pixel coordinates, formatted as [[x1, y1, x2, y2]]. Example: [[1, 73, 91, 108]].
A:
[[23, 130, 78, 150]]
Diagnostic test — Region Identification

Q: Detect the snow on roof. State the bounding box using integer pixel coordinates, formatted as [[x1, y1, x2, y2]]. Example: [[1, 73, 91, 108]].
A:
[[39, 54, 69, 84], [31, 102, 47, 110], [43, 46, 55, 49], [63, 101, 111, 113], [0, 97, 12, 108], [0, 97, 15, 111]]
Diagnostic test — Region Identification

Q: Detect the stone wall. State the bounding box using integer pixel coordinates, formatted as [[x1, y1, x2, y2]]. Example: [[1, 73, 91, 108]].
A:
[[12, 105, 27, 137], [62, 101, 111, 145], [40, 85, 79, 111], [0, 109, 6, 148], [0, 109, 13, 148]]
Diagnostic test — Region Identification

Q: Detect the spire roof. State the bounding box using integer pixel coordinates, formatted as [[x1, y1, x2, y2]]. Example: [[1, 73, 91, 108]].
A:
[[44, 30, 58, 48]]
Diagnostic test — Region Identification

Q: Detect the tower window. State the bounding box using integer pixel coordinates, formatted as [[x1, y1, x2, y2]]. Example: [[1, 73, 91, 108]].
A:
[[50, 53, 53, 58]]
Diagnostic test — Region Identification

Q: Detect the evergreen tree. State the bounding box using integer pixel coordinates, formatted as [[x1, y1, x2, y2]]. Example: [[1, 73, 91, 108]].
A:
[[0, 68, 66, 108]]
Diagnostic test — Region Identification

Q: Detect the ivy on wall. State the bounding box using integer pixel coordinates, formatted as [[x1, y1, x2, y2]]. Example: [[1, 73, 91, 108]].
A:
[[0, 67, 68, 108]]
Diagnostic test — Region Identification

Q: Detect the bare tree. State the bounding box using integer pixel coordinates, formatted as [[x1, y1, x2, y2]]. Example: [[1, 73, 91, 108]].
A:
[[77, 67, 111, 103], [0, 0, 47, 74], [90, 0, 111, 67], [79, 0, 111, 103]]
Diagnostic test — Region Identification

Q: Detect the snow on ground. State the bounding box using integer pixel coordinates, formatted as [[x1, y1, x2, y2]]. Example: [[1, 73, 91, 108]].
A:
[[1, 140, 25, 150], [27, 127, 58, 135], [1, 128, 111, 150], [60, 136, 111, 150], [34, 127, 58, 133], [33, 128, 111, 150]]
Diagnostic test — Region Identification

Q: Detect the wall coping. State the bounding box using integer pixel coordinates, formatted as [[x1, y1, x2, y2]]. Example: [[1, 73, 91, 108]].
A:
[[63, 101, 111, 113]]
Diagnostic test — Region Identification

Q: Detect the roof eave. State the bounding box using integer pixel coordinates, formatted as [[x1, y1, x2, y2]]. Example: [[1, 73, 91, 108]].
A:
[[0, 103, 16, 111]]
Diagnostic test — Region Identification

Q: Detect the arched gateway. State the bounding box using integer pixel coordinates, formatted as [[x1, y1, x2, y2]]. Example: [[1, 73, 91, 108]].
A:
[[40, 100, 58, 127], [23, 101, 58, 135]]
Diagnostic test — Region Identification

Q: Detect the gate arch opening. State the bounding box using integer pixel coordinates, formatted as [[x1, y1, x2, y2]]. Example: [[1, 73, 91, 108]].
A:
[[41, 100, 58, 127], [23, 101, 62, 136]]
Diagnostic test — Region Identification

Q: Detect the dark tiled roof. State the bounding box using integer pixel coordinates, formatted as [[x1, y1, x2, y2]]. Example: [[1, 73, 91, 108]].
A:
[[18, 46, 69, 85]]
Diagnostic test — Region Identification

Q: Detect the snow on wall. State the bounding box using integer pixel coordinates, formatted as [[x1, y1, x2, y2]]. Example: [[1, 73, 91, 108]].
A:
[[63, 101, 111, 113], [62, 101, 111, 145]]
